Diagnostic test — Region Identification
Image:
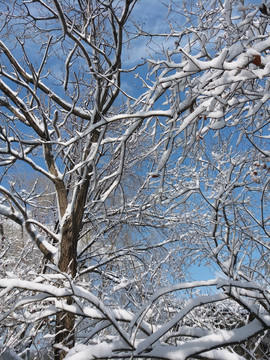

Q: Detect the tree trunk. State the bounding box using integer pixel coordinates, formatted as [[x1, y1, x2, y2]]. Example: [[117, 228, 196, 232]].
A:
[[53, 163, 90, 359], [54, 306, 75, 360], [54, 215, 77, 360]]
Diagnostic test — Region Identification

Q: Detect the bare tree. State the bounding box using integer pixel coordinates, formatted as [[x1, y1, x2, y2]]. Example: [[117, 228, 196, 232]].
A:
[[0, 0, 177, 357], [0, 0, 269, 359]]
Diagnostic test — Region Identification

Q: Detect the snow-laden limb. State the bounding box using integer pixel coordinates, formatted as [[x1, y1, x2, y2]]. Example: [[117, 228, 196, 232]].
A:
[[147, 319, 265, 360], [66, 343, 247, 360], [103, 109, 172, 125], [26, 221, 58, 261], [0, 276, 151, 340], [71, 347, 247, 360], [0, 192, 58, 261], [1, 274, 269, 360], [0, 204, 24, 226], [25, 219, 60, 244], [65, 342, 117, 360], [0, 278, 71, 297]]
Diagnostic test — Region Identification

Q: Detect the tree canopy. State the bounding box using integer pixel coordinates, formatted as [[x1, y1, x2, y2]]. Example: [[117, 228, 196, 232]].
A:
[[0, 0, 269, 359]]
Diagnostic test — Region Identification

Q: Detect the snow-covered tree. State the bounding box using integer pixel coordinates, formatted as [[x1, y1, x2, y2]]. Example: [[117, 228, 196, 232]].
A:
[[0, 0, 269, 359]]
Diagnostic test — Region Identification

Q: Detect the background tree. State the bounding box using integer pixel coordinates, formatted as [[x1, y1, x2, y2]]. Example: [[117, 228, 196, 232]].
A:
[[0, 0, 269, 360]]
